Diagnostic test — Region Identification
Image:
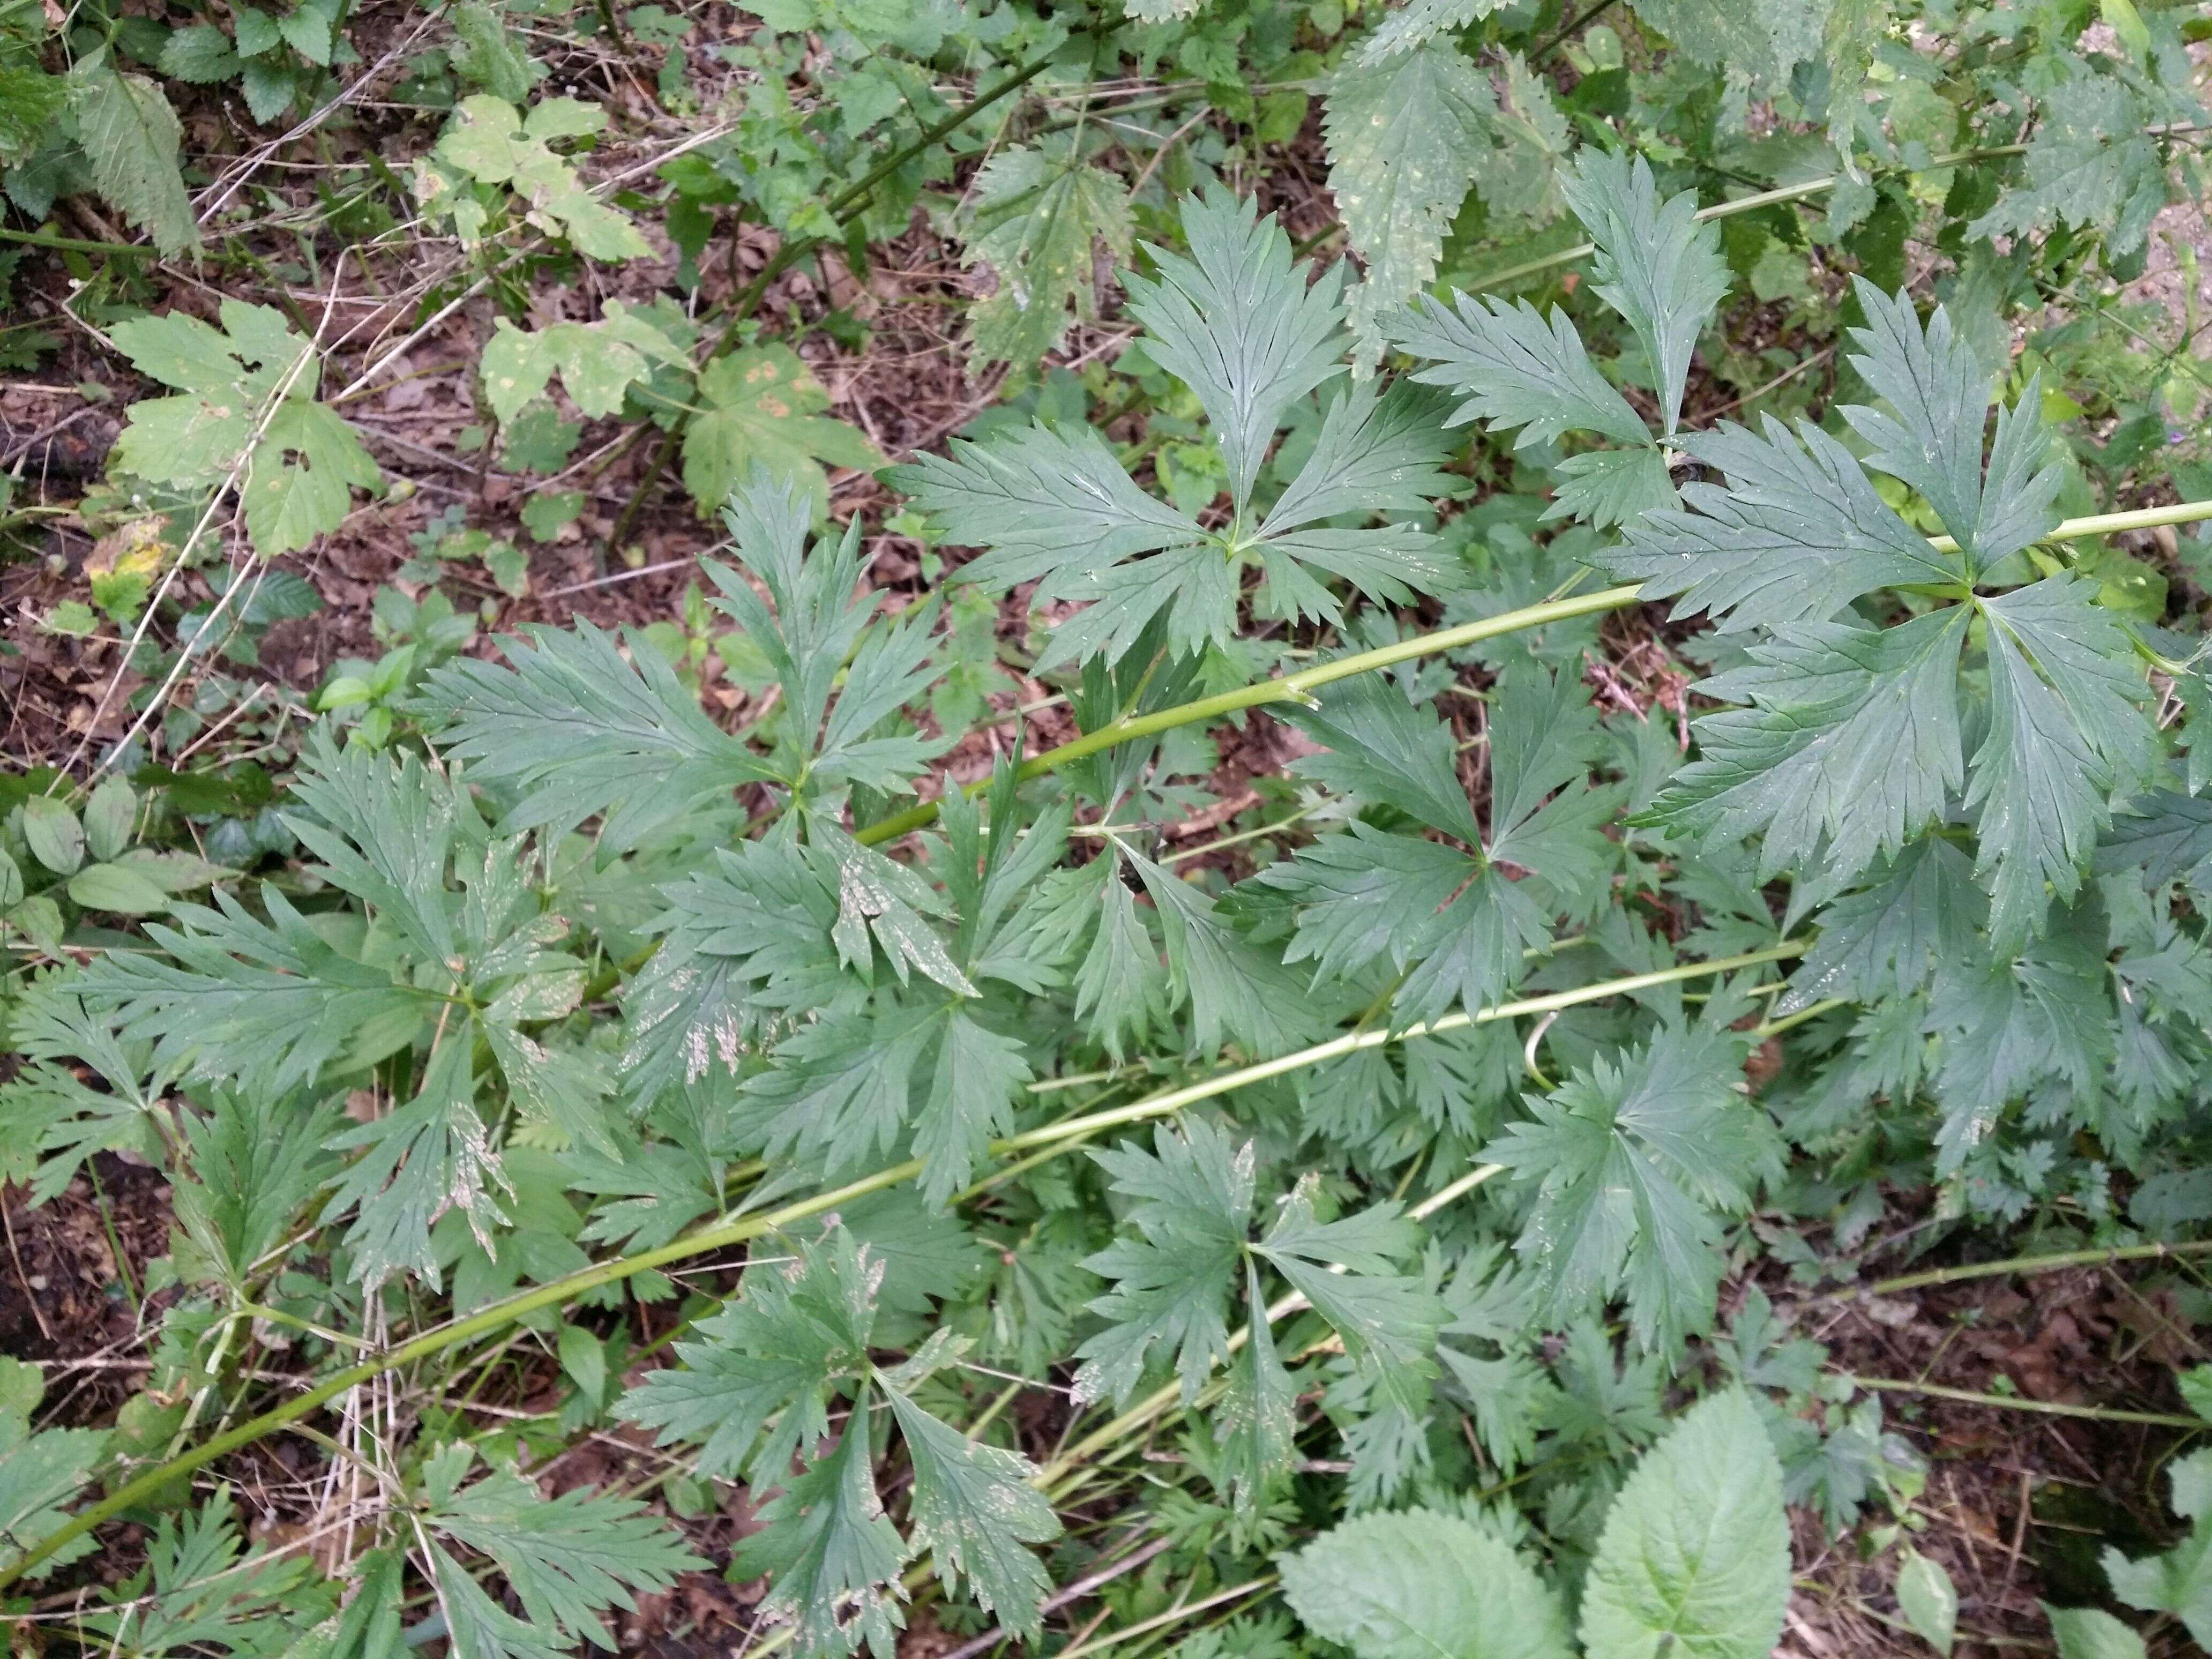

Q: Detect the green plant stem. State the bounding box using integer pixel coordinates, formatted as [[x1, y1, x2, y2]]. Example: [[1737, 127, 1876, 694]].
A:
[[0, 226, 160, 257], [1862, 1238, 2212, 1297], [856, 585, 1642, 844], [1842, 1374, 2206, 1431], [858, 497, 2212, 847], [0, 943, 1799, 1591]]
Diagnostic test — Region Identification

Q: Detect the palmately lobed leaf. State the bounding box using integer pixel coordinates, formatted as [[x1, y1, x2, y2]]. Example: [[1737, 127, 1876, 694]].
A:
[[1484, 1025, 1770, 1350]]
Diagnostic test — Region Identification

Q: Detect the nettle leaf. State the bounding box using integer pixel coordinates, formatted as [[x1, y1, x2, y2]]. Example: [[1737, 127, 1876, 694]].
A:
[[1484, 1025, 1772, 1350], [0, 1414, 110, 1581], [109, 301, 379, 556], [2103, 1447, 2212, 1648], [67, 53, 197, 255], [1579, 1388, 1791, 1659], [1356, 0, 1515, 65], [682, 345, 884, 518], [1280, 1508, 1571, 1659], [962, 132, 1133, 369], [1557, 151, 1730, 437], [1324, 40, 1494, 362], [1620, 0, 1828, 93]]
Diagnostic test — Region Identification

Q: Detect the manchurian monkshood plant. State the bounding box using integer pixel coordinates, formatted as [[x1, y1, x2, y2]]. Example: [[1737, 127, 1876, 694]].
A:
[[9, 141, 2212, 1659]]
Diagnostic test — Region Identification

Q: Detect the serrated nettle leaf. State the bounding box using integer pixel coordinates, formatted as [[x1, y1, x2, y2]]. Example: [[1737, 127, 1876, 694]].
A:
[[67, 55, 197, 255], [1280, 1507, 1571, 1659], [1356, 0, 1514, 64], [1325, 40, 1495, 365], [2045, 1606, 2148, 1659], [1580, 1388, 1791, 1659], [0, 1418, 115, 1580]]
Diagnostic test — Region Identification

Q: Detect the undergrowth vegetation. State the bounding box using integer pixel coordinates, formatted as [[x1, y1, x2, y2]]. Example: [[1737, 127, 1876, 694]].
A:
[[6, 0, 2212, 1656]]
